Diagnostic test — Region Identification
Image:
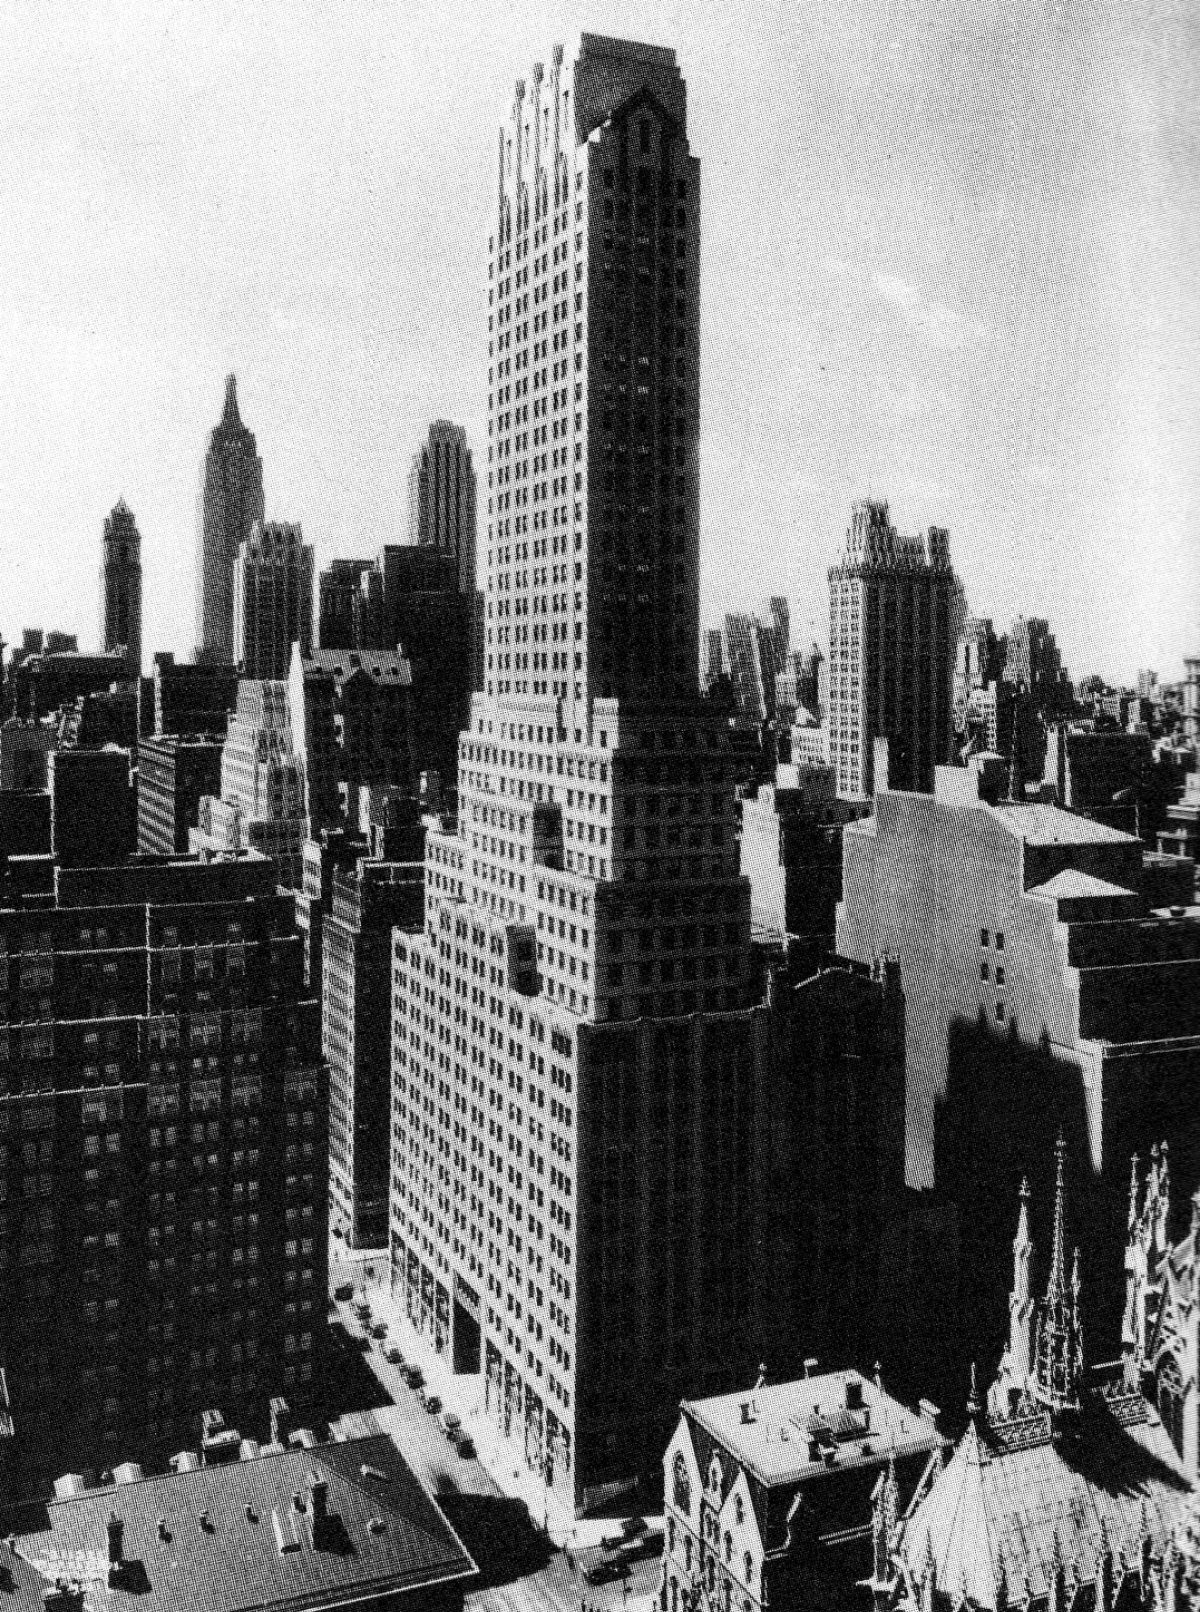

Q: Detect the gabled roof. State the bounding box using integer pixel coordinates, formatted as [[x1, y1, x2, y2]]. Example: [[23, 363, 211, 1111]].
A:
[[0, 1432, 476, 1612], [1026, 870, 1139, 902], [990, 803, 1135, 847]]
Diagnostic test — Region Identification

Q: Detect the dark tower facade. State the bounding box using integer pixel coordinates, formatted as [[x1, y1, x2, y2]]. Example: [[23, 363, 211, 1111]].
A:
[[195, 375, 265, 665], [407, 421, 477, 598], [100, 499, 142, 676]]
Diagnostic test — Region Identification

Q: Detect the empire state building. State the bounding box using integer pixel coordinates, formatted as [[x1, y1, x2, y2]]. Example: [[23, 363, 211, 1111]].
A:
[[194, 373, 265, 664]]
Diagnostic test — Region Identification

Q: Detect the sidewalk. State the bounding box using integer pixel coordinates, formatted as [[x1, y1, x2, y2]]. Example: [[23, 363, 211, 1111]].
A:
[[357, 1270, 662, 1555]]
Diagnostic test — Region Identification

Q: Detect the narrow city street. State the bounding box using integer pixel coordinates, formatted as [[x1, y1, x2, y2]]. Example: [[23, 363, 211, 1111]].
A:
[[326, 1246, 664, 1612]]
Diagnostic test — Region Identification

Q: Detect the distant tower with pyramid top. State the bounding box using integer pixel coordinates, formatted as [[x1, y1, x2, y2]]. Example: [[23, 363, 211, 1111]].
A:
[[100, 498, 142, 676]]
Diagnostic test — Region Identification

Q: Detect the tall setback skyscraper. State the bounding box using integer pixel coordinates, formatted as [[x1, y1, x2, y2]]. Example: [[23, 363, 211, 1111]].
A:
[[233, 520, 314, 680], [407, 422, 477, 597], [389, 36, 782, 1513], [195, 374, 265, 664], [100, 498, 142, 676], [827, 498, 958, 799]]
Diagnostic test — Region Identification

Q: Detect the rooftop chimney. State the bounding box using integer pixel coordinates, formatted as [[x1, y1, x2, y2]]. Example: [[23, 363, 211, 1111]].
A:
[[105, 1512, 124, 1567], [270, 1396, 291, 1448], [308, 1474, 331, 1548]]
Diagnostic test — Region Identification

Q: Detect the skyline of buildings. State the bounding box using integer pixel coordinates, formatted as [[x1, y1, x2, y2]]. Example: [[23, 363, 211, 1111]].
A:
[[4, 381, 1193, 715], [0, 21, 1197, 1610]]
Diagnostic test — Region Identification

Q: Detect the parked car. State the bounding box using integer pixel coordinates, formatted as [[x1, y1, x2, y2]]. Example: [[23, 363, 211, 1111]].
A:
[[454, 1435, 475, 1459], [621, 1517, 648, 1540], [439, 1410, 461, 1435], [333, 1282, 354, 1302], [370, 1323, 387, 1340], [354, 1303, 371, 1323], [586, 1560, 629, 1586], [611, 1536, 658, 1567], [423, 1395, 443, 1416], [404, 1366, 424, 1390], [384, 1346, 403, 1365]]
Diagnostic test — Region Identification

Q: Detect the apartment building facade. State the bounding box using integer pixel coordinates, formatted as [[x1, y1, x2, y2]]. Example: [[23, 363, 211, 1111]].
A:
[[0, 854, 327, 1492]]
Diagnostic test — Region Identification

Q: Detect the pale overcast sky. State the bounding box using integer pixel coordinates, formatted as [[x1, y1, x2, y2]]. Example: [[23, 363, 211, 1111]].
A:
[[0, 0, 1196, 681]]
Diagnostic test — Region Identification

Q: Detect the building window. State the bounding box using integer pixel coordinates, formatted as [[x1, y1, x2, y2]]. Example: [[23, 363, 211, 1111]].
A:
[[979, 962, 989, 981], [672, 1452, 691, 1516], [995, 965, 1005, 987], [995, 931, 1005, 950], [980, 928, 989, 947], [995, 1002, 1005, 1022]]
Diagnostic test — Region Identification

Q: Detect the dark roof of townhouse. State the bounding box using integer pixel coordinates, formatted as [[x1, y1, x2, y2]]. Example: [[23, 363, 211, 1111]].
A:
[[300, 651, 412, 689], [0, 1432, 476, 1612]]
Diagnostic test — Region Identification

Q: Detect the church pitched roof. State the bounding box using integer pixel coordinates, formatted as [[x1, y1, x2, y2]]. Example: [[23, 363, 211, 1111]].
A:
[[899, 1420, 998, 1607], [900, 1400, 1189, 1610]]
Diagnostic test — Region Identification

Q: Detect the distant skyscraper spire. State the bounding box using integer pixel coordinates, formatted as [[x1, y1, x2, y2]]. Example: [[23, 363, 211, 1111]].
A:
[[223, 372, 241, 427], [195, 373, 265, 664]]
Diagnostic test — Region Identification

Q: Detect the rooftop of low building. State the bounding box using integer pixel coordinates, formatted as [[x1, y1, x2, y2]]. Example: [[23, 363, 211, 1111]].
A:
[[0, 1431, 476, 1612], [683, 1368, 942, 1490]]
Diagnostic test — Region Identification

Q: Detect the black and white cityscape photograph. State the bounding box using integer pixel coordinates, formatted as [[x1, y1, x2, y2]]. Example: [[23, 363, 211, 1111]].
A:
[[0, 2, 1198, 1608]]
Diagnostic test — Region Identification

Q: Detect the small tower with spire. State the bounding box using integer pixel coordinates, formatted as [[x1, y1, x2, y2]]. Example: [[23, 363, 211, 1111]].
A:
[[1123, 1142, 1173, 1385], [990, 1177, 1037, 1420], [1033, 1133, 1085, 1423]]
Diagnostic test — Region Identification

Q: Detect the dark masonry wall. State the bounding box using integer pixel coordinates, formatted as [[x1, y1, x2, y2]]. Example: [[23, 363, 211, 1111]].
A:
[[928, 1015, 1200, 1417]]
